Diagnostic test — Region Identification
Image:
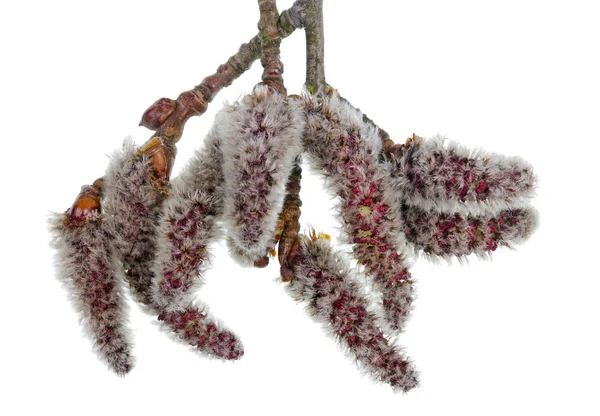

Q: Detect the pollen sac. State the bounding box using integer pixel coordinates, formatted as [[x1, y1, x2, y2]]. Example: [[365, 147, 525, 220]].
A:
[[218, 84, 305, 266], [138, 137, 176, 191]]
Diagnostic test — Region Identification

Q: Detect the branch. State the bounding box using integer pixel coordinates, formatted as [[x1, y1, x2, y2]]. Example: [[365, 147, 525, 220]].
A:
[[65, 0, 311, 214], [140, 0, 309, 145], [258, 0, 285, 93], [287, 0, 326, 94]]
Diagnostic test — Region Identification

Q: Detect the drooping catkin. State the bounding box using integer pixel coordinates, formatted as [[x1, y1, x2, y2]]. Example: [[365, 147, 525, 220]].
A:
[[287, 232, 419, 392], [158, 307, 243, 360], [401, 204, 539, 259], [302, 88, 414, 334], [219, 84, 305, 266], [49, 187, 134, 375], [385, 135, 537, 215], [103, 138, 171, 305], [150, 128, 244, 359]]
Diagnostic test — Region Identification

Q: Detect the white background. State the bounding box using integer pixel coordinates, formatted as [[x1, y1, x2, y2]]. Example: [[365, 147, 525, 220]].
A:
[[1, 0, 599, 415]]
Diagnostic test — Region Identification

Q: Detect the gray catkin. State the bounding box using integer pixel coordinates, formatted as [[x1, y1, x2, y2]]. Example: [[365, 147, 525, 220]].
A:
[[386, 135, 538, 216], [49, 210, 134, 375], [103, 129, 243, 360], [219, 84, 305, 266], [103, 139, 165, 305], [150, 128, 244, 359], [288, 233, 419, 392], [401, 204, 539, 259], [302, 89, 414, 334]]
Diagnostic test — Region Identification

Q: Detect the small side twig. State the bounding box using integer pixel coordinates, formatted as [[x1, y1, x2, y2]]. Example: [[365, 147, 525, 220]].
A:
[[258, 0, 285, 93], [287, 0, 326, 94]]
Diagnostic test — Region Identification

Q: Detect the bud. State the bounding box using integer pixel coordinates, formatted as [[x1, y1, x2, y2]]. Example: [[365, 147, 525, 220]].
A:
[[140, 97, 177, 130], [138, 137, 176, 190], [67, 184, 102, 227]]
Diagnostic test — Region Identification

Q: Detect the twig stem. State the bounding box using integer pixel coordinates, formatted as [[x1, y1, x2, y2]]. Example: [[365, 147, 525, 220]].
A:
[[289, 0, 326, 94], [258, 0, 285, 93]]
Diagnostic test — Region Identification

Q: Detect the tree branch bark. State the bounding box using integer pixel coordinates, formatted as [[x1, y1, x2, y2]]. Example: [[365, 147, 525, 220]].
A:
[[289, 0, 326, 93]]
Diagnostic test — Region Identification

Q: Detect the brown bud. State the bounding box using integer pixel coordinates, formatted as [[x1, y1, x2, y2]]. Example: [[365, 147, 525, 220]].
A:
[[407, 133, 423, 145], [254, 256, 270, 268], [92, 177, 105, 192], [140, 98, 177, 130], [383, 133, 424, 160], [139, 137, 176, 188], [280, 264, 294, 282], [286, 237, 301, 267], [279, 237, 302, 282], [67, 185, 102, 226]]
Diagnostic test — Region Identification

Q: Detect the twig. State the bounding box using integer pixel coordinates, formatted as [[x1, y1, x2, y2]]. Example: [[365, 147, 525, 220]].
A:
[[140, 0, 310, 145], [287, 0, 326, 94], [67, 0, 311, 216], [272, 0, 325, 279], [258, 0, 285, 93]]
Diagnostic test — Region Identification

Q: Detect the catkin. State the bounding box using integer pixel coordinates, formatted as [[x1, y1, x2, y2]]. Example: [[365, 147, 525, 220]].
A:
[[219, 84, 305, 266], [302, 89, 414, 334], [49, 198, 134, 375], [288, 233, 419, 392]]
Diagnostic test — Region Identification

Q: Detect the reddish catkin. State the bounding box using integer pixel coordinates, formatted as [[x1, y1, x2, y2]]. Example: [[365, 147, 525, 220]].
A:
[[401, 205, 539, 259], [385, 135, 537, 215], [219, 84, 304, 266], [302, 89, 414, 334], [49, 188, 134, 375], [287, 232, 419, 392], [103, 139, 171, 305], [151, 128, 244, 360]]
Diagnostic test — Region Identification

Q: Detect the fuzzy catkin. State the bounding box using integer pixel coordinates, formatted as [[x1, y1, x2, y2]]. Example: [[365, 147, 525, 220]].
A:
[[219, 84, 305, 266], [103, 139, 166, 305], [49, 210, 134, 375], [288, 233, 419, 392], [302, 89, 414, 334], [401, 205, 539, 259], [151, 131, 223, 312], [158, 306, 242, 360], [386, 135, 537, 215], [150, 129, 244, 359]]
